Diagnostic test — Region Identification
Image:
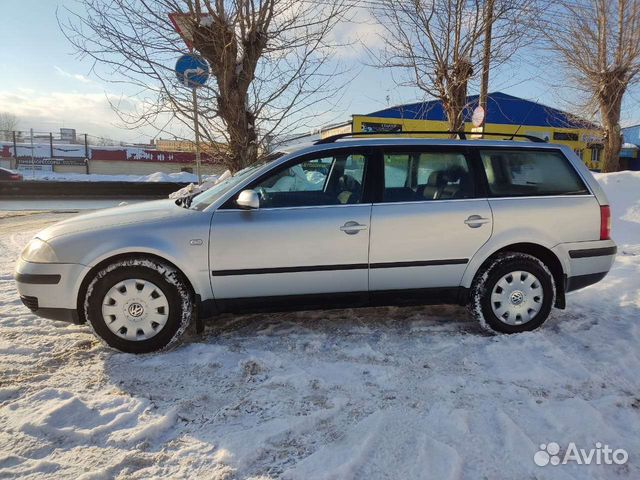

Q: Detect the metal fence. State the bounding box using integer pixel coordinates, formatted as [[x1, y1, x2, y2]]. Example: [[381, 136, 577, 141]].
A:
[[0, 129, 134, 159]]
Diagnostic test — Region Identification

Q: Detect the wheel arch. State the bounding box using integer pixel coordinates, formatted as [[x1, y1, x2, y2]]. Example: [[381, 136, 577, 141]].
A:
[[76, 252, 197, 324], [466, 242, 566, 309]]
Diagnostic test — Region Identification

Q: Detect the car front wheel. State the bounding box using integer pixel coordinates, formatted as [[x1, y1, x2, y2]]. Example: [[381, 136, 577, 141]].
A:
[[470, 252, 555, 334], [84, 257, 193, 353]]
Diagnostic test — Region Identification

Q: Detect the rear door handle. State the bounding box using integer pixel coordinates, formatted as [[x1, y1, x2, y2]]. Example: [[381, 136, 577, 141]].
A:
[[340, 221, 368, 235], [464, 215, 490, 228]]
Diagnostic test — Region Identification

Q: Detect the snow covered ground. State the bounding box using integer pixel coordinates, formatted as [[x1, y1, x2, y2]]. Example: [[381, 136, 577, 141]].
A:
[[0, 173, 639, 479]]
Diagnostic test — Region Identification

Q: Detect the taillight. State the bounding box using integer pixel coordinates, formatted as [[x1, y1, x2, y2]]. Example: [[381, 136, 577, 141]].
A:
[[10, 174, 21, 181], [600, 205, 611, 240]]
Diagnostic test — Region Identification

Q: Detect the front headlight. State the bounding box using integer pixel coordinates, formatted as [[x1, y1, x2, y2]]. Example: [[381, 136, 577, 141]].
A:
[[21, 238, 59, 263]]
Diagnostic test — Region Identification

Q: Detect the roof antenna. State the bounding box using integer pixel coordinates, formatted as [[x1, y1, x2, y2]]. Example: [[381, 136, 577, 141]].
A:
[[510, 99, 541, 141]]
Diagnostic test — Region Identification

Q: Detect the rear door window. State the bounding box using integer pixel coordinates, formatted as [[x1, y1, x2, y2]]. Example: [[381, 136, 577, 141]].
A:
[[382, 150, 474, 202], [479, 149, 589, 197]]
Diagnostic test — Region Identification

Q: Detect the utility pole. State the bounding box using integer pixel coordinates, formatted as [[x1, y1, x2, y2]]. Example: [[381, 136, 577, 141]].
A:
[[12, 131, 17, 167], [30, 128, 35, 179], [191, 87, 202, 184], [479, 0, 495, 137]]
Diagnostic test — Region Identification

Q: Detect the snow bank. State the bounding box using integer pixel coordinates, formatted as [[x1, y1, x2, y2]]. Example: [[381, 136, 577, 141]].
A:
[[20, 170, 217, 183], [594, 170, 640, 248], [0, 171, 639, 479], [169, 171, 228, 199]]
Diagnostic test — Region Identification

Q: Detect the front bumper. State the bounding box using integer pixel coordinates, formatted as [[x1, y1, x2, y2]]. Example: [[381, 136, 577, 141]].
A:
[[15, 258, 90, 324], [19, 295, 79, 323]]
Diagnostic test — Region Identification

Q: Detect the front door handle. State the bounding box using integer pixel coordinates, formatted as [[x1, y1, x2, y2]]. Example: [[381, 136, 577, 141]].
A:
[[340, 221, 368, 235], [464, 215, 490, 228]]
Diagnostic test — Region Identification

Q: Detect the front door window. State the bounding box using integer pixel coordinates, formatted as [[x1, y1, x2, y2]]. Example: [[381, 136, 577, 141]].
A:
[[251, 153, 367, 208]]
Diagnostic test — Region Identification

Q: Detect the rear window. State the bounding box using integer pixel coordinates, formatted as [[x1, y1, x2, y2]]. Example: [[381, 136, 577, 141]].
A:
[[479, 149, 589, 197]]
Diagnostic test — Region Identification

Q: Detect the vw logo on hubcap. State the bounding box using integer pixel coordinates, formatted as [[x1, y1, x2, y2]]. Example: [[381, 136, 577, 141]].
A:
[[127, 303, 145, 318], [510, 291, 525, 305]]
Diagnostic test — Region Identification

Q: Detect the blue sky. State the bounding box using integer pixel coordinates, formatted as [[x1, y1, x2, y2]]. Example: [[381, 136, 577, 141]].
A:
[[1, 1, 638, 143]]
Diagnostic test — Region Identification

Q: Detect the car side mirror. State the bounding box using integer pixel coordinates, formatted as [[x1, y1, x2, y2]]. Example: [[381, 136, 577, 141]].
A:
[[236, 189, 260, 209]]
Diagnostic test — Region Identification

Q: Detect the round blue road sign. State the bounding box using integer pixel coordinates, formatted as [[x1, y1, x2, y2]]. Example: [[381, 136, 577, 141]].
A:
[[175, 54, 210, 88]]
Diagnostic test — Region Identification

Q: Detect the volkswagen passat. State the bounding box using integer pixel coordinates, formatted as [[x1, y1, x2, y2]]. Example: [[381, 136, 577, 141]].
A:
[[15, 134, 616, 353]]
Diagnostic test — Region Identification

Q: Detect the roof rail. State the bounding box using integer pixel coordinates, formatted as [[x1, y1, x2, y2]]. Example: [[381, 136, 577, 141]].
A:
[[314, 130, 547, 144]]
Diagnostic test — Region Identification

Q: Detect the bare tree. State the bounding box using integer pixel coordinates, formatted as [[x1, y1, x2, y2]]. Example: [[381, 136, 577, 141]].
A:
[[0, 112, 18, 141], [541, 0, 640, 172], [60, 0, 351, 171], [370, 0, 531, 134]]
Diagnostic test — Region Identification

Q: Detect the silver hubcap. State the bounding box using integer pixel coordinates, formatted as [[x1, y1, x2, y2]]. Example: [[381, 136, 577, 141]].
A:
[[491, 270, 544, 325], [101, 279, 169, 341]]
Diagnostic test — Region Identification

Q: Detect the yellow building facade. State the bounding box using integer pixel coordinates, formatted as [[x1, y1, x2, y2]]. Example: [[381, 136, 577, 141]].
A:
[[315, 93, 605, 170], [346, 116, 604, 170]]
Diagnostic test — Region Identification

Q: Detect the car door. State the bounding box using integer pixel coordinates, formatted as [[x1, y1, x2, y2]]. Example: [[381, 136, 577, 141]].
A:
[[368, 146, 492, 294], [209, 149, 373, 307]]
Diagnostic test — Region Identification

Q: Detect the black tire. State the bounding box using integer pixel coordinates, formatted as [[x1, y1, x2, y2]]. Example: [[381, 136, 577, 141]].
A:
[[469, 252, 555, 334], [84, 258, 193, 353]]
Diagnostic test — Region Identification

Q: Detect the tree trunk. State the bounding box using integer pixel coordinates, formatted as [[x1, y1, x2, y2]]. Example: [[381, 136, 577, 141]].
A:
[[601, 121, 622, 172], [217, 92, 259, 173], [598, 71, 625, 173], [443, 60, 473, 137], [194, 17, 264, 173], [444, 102, 465, 135]]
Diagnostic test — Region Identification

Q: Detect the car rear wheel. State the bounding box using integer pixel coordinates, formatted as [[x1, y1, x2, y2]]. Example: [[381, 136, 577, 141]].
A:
[[84, 258, 193, 353], [470, 252, 555, 334]]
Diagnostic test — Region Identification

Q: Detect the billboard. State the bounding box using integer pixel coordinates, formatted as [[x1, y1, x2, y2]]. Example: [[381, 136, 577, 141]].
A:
[[60, 128, 77, 143]]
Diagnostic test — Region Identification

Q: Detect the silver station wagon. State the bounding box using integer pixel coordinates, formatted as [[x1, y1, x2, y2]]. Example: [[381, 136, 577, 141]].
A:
[[15, 133, 617, 353]]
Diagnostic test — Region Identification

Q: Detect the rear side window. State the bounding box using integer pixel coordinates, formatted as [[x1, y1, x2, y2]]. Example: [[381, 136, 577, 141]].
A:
[[480, 149, 589, 197], [382, 151, 475, 202]]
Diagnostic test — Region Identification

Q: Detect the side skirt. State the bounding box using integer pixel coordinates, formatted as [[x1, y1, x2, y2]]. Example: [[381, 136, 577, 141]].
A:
[[207, 287, 467, 316]]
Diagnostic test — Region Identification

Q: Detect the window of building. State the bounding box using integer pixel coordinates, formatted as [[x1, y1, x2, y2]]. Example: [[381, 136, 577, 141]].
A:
[[553, 131, 579, 141], [362, 122, 402, 133], [480, 149, 589, 196]]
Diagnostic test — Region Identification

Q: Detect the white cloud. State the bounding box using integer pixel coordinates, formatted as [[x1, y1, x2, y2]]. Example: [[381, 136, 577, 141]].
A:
[[330, 7, 386, 59], [0, 89, 153, 142], [53, 66, 94, 84]]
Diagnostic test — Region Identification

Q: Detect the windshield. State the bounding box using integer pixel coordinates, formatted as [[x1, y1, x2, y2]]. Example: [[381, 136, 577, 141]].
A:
[[189, 154, 283, 210]]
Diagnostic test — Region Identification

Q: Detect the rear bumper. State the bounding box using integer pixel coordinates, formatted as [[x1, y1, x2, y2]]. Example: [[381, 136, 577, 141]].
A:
[[565, 271, 609, 293], [553, 239, 617, 293], [15, 258, 89, 324]]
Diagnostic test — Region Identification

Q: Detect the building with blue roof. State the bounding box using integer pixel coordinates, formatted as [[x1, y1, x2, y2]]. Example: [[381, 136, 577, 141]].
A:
[[278, 92, 606, 169], [348, 92, 604, 169], [621, 124, 640, 170], [363, 92, 597, 130]]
